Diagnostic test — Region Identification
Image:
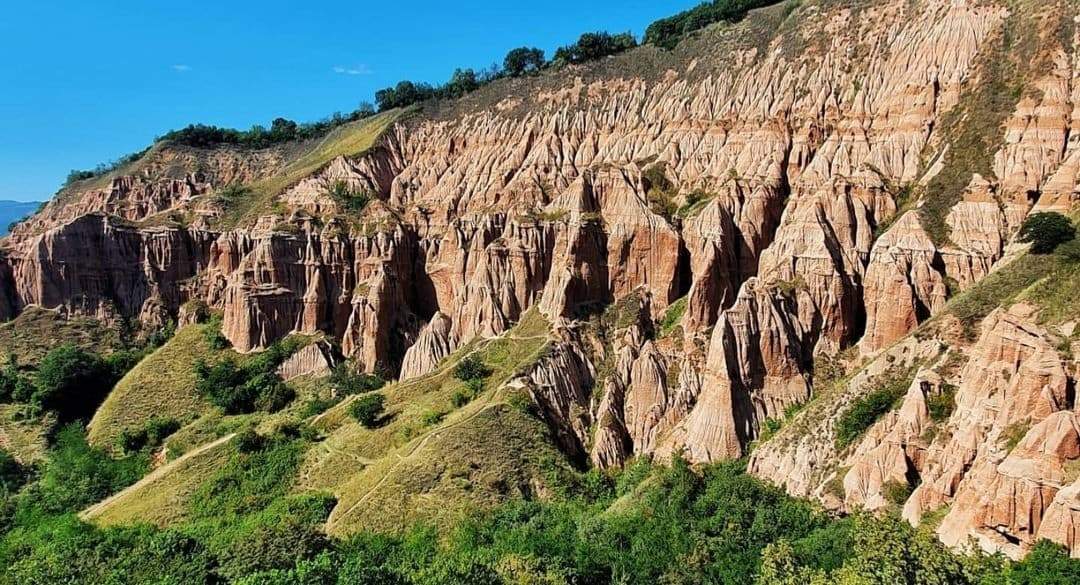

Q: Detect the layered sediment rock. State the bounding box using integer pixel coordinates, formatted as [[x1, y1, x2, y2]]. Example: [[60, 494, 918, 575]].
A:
[[2, 0, 1080, 558]]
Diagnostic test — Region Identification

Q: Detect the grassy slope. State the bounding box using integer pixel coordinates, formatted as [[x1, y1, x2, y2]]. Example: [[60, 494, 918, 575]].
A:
[[0, 307, 122, 364], [214, 110, 402, 229], [81, 309, 565, 535], [317, 310, 563, 536], [0, 404, 50, 464], [306, 310, 561, 537], [82, 432, 235, 527], [87, 324, 223, 450]]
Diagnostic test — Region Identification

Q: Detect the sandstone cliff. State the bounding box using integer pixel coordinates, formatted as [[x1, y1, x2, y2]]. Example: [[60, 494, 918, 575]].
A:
[[4, 0, 1080, 558]]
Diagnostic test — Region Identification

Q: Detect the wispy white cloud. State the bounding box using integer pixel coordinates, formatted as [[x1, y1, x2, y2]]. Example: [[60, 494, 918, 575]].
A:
[[333, 64, 372, 76], [171, 64, 192, 72]]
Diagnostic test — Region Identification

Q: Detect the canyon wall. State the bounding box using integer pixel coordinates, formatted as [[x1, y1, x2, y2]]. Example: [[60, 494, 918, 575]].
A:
[[1, 0, 1079, 557]]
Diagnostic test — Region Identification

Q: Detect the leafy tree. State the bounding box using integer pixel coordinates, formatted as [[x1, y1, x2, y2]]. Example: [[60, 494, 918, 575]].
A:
[[375, 80, 438, 111], [1018, 212, 1076, 254], [32, 344, 113, 421], [757, 540, 829, 585], [645, 0, 778, 50], [1007, 540, 1080, 584], [268, 117, 299, 142], [204, 314, 231, 350], [29, 424, 148, 514], [157, 105, 376, 149], [444, 68, 480, 98], [554, 31, 637, 64], [330, 364, 385, 395], [453, 355, 492, 382], [349, 394, 385, 427], [504, 47, 545, 76]]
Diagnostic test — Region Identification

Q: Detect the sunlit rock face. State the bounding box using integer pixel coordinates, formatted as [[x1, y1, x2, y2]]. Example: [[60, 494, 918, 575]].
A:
[[4, 0, 1080, 557]]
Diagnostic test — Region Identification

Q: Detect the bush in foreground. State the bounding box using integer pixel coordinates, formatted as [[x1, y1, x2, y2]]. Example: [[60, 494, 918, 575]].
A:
[[349, 394, 385, 428], [1018, 212, 1076, 254]]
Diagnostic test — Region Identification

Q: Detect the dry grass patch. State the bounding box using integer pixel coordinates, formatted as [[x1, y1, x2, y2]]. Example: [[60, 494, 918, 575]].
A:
[[0, 307, 122, 363], [85, 433, 234, 527], [87, 324, 227, 450], [0, 403, 50, 463]]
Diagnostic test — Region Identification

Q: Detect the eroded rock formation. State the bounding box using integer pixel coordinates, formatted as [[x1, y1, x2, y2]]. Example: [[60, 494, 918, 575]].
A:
[[2, 0, 1080, 558]]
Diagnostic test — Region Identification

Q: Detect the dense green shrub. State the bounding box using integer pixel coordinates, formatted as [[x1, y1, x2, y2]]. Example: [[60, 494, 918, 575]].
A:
[[327, 180, 373, 212], [0, 450, 28, 495], [117, 416, 181, 454], [349, 394, 385, 428], [31, 344, 115, 421], [453, 355, 492, 382], [645, 0, 780, 49], [159, 106, 375, 149], [203, 314, 231, 350], [194, 358, 294, 414], [1008, 540, 1080, 584], [503, 47, 545, 76], [194, 337, 300, 414], [0, 354, 33, 403], [451, 379, 483, 408], [330, 364, 386, 395], [835, 367, 916, 449], [1018, 212, 1076, 254], [927, 383, 957, 422], [553, 31, 637, 64], [235, 427, 265, 454], [883, 480, 913, 507], [23, 424, 147, 514]]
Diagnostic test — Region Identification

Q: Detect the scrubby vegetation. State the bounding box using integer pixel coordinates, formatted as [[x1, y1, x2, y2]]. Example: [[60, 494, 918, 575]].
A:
[[917, 10, 1037, 245], [0, 319, 175, 423], [203, 314, 231, 350], [660, 296, 688, 336], [193, 337, 303, 415], [158, 106, 376, 149], [645, 0, 782, 49], [327, 180, 373, 212], [329, 363, 386, 396], [349, 393, 385, 428], [3, 444, 1078, 584], [927, 383, 957, 423], [64, 148, 150, 186], [372, 29, 638, 111], [552, 31, 638, 64], [1018, 212, 1076, 254], [117, 416, 181, 454], [835, 366, 918, 449]]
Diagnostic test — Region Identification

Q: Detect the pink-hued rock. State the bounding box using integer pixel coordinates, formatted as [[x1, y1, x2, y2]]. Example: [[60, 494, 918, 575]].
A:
[[277, 340, 337, 381], [399, 312, 454, 380], [6, 0, 1080, 559]]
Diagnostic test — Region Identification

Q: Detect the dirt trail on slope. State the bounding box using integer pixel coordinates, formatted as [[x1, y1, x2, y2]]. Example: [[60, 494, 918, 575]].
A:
[[80, 432, 236, 521]]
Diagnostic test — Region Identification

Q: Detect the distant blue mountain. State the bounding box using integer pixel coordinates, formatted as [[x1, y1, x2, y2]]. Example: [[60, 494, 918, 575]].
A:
[[0, 200, 43, 236]]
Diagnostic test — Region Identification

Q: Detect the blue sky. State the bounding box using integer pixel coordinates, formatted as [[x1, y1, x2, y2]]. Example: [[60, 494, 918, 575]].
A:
[[0, 0, 695, 202]]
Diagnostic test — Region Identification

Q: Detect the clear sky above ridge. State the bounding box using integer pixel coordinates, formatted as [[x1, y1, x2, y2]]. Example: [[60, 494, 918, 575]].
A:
[[0, 0, 696, 202]]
